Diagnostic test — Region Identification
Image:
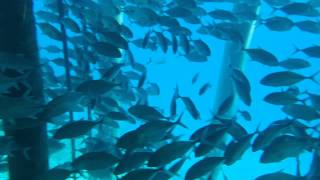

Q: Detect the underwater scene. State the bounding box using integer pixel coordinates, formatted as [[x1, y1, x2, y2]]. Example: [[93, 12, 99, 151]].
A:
[[1, 0, 320, 179]]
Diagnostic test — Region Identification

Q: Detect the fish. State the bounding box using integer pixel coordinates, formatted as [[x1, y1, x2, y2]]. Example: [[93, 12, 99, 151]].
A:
[[255, 171, 303, 180], [263, 91, 302, 105], [238, 110, 252, 121], [260, 16, 294, 32], [100, 31, 129, 50], [224, 125, 260, 165], [198, 82, 211, 96], [278, 58, 310, 70], [60, 17, 81, 33], [231, 68, 252, 106], [272, 2, 320, 17], [295, 20, 320, 34], [93, 42, 122, 58], [40, 92, 84, 120], [171, 33, 178, 54], [293, 45, 320, 58], [155, 31, 168, 53], [252, 119, 293, 152], [282, 104, 320, 121], [114, 151, 153, 175], [128, 104, 167, 121], [142, 31, 152, 48], [194, 126, 229, 157], [185, 157, 224, 180], [72, 151, 119, 170], [243, 48, 279, 66], [191, 72, 200, 84], [216, 95, 235, 116], [147, 141, 195, 167], [260, 71, 320, 87], [260, 135, 309, 163], [37, 23, 63, 41], [208, 9, 238, 22], [76, 79, 120, 96], [177, 95, 200, 120], [53, 119, 103, 139], [120, 168, 159, 180]]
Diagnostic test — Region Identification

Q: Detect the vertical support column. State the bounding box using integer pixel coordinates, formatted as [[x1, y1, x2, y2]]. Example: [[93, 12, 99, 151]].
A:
[[212, 2, 260, 179], [213, 2, 260, 118], [0, 0, 48, 179]]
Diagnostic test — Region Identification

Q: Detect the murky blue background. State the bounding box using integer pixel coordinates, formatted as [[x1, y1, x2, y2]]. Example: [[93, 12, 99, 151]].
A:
[[1, 1, 320, 179]]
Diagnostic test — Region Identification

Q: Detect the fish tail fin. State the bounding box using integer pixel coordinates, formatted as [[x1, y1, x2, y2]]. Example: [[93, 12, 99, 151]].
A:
[[174, 112, 188, 129], [291, 45, 301, 56], [174, 84, 181, 99], [269, 6, 280, 16], [254, 122, 262, 135], [255, 17, 264, 28], [309, 70, 320, 85], [299, 97, 309, 105]]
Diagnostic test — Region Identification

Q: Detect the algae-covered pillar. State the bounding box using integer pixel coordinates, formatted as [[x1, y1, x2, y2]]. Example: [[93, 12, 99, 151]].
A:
[[0, 0, 48, 180]]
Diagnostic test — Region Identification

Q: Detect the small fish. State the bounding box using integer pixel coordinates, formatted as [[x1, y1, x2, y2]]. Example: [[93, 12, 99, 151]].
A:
[[232, 68, 252, 106], [252, 119, 293, 152], [106, 111, 135, 123], [224, 128, 258, 165], [114, 151, 153, 175], [306, 91, 320, 111], [243, 48, 279, 66], [53, 119, 103, 139], [238, 110, 252, 121], [260, 135, 309, 163], [101, 31, 129, 50], [179, 34, 190, 54], [185, 157, 224, 180], [60, 17, 81, 33], [148, 141, 195, 167], [282, 104, 320, 121], [38, 23, 63, 41], [279, 58, 310, 70], [121, 168, 159, 180], [76, 79, 120, 96], [260, 16, 294, 32], [165, 7, 192, 18], [72, 151, 119, 170], [208, 9, 238, 22], [260, 71, 320, 87], [264, 91, 302, 105], [194, 127, 229, 157], [272, 2, 319, 17], [142, 31, 152, 49], [171, 33, 178, 54], [293, 45, 320, 58], [295, 20, 320, 34], [193, 39, 211, 56], [137, 71, 147, 89], [198, 82, 211, 96], [170, 86, 179, 118], [191, 72, 200, 84], [255, 171, 302, 180], [93, 42, 122, 58], [217, 95, 235, 116], [155, 31, 168, 53], [128, 104, 167, 121], [177, 95, 200, 120]]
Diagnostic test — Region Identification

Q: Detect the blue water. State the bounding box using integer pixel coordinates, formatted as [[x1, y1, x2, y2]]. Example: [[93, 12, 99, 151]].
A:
[[1, 0, 320, 179]]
